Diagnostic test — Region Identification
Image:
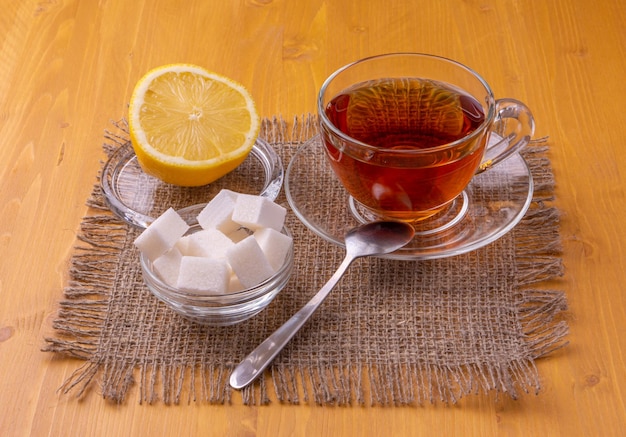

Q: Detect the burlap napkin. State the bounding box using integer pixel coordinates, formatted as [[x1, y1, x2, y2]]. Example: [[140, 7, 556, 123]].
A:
[[43, 116, 568, 406]]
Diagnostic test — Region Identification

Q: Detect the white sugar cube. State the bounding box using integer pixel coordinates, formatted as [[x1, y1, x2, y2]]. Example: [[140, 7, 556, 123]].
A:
[[197, 189, 240, 234], [231, 194, 287, 231], [254, 227, 292, 271], [134, 208, 189, 261], [176, 256, 230, 294], [153, 247, 183, 287], [175, 234, 193, 255], [186, 229, 234, 259], [226, 236, 275, 288]]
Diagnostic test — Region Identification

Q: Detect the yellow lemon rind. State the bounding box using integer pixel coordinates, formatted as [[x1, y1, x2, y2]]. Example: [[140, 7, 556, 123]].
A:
[[131, 130, 251, 186]]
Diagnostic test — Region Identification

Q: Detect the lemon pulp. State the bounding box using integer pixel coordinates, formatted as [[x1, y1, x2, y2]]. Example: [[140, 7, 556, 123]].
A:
[[129, 64, 260, 186]]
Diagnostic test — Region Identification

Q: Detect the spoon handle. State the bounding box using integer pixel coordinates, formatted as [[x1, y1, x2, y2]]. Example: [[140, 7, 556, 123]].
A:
[[229, 254, 356, 390]]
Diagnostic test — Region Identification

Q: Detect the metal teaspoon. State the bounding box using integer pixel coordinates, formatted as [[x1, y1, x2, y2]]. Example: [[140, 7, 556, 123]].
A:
[[229, 220, 415, 390]]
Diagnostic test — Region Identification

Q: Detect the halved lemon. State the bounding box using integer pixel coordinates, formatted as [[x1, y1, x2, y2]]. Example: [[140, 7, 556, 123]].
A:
[[128, 64, 260, 186]]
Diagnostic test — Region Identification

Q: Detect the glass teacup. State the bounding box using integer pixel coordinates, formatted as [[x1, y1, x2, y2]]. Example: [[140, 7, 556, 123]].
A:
[[318, 53, 535, 224]]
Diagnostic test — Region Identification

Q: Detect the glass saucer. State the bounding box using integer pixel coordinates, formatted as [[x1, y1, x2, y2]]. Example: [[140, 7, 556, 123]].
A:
[[101, 138, 283, 229], [285, 135, 534, 260]]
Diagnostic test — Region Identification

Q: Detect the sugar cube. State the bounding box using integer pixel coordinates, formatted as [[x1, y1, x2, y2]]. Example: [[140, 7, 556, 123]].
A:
[[231, 193, 287, 231], [197, 189, 240, 234], [153, 247, 183, 287], [186, 228, 234, 259], [253, 227, 292, 271], [226, 235, 275, 288], [175, 234, 193, 255], [134, 207, 189, 261], [176, 256, 230, 294]]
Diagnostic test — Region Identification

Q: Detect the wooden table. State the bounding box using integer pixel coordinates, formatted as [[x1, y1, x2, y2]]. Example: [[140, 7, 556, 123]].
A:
[[1, 1, 624, 435]]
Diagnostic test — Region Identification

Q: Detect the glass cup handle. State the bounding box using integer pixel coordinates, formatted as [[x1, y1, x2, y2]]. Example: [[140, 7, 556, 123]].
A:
[[477, 98, 536, 174]]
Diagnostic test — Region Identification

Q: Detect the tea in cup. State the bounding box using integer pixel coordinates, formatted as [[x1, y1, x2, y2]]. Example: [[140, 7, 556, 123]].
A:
[[318, 53, 535, 223]]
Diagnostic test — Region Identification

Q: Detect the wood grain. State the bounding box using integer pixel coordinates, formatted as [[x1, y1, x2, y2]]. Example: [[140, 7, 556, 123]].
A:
[[0, 0, 624, 435]]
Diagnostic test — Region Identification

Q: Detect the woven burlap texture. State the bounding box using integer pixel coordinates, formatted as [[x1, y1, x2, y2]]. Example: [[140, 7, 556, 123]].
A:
[[43, 116, 568, 406]]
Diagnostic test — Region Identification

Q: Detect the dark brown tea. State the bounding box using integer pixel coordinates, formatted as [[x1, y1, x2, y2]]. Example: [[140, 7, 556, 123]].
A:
[[323, 77, 487, 220]]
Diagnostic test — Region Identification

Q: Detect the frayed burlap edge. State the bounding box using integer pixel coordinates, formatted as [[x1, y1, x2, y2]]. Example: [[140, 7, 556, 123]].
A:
[[43, 115, 568, 406]]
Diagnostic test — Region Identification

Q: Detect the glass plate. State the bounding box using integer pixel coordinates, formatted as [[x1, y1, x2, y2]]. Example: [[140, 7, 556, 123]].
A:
[[285, 135, 534, 260], [101, 138, 283, 229]]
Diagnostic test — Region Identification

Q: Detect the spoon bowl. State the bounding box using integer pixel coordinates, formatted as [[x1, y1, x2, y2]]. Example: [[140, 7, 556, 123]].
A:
[[229, 220, 415, 389], [343, 221, 417, 258]]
